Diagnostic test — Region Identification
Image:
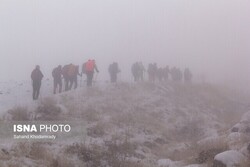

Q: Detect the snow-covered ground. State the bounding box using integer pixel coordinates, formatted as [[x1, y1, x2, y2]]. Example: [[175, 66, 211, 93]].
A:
[[0, 79, 52, 115], [0, 80, 250, 167]]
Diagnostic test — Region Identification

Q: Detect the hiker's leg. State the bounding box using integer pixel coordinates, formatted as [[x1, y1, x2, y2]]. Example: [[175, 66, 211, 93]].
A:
[[74, 77, 77, 89], [32, 82, 36, 100], [87, 73, 91, 86], [53, 79, 57, 94], [59, 79, 62, 93], [36, 82, 41, 99]]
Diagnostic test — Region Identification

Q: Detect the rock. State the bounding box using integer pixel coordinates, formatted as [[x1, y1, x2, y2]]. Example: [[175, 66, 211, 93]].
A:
[[143, 141, 157, 149], [1, 148, 9, 155], [231, 127, 239, 132], [231, 121, 250, 134], [154, 137, 168, 145], [231, 123, 244, 133], [227, 132, 248, 150], [213, 150, 246, 167]]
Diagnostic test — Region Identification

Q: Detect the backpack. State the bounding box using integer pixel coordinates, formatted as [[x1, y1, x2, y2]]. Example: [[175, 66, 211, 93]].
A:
[[68, 64, 76, 76], [85, 60, 95, 72]]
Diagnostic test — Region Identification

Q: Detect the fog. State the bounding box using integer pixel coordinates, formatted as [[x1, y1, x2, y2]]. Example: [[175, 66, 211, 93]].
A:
[[0, 0, 249, 89]]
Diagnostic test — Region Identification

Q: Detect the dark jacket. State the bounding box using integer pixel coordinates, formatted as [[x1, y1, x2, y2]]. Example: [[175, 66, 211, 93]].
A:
[[31, 69, 44, 81], [52, 67, 62, 80]]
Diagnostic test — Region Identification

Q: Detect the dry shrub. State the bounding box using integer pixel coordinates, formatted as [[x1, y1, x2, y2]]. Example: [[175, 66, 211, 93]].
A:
[[7, 106, 31, 121], [216, 110, 243, 129], [197, 136, 228, 153], [35, 97, 61, 120], [104, 138, 140, 167], [87, 122, 107, 138], [105, 138, 137, 158], [155, 118, 214, 162], [151, 143, 189, 161], [29, 142, 52, 161], [241, 160, 250, 167], [12, 142, 31, 157], [165, 117, 205, 142], [196, 148, 226, 165], [4, 158, 47, 167], [194, 136, 228, 165], [81, 106, 100, 122], [0, 148, 11, 161], [65, 139, 139, 167], [0, 161, 5, 167], [65, 143, 103, 166], [49, 156, 76, 167], [60, 94, 74, 105], [8, 142, 81, 167], [177, 119, 204, 141], [111, 111, 136, 128], [5, 161, 22, 167], [12, 142, 52, 161], [111, 110, 164, 135]]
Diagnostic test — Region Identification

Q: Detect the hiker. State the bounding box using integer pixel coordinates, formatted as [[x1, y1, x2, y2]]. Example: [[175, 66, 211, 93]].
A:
[[82, 59, 99, 86], [131, 62, 145, 82], [131, 62, 139, 82], [52, 65, 62, 94], [184, 68, 192, 83], [62, 64, 80, 91], [31, 65, 44, 100], [170, 67, 182, 82], [157, 67, 164, 82], [163, 66, 170, 81], [148, 63, 158, 82], [108, 62, 120, 83], [138, 62, 145, 81]]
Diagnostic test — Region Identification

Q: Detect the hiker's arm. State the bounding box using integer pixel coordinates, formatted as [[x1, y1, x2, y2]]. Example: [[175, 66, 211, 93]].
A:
[[95, 65, 99, 73], [77, 71, 82, 76]]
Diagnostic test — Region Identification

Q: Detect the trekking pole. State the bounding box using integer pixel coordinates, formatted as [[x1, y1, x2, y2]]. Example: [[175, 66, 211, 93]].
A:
[[94, 72, 99, 85], [39, 81, 43, 100], [80, 74, 82, 87]]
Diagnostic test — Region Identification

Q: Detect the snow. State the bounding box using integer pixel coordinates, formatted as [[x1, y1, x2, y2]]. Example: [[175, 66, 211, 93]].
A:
[[240, 111, 250, 123], [157, 159, 184, 167], [184, 164, 207, 167], [0, 80, 249, 166], [227, 132, 248, 150], [214, 150, 246, 167], [0, 80, 52, 115]]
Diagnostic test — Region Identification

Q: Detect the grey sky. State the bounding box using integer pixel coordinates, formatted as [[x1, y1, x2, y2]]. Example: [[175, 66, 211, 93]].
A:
[[0, 0, 249, 87]]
